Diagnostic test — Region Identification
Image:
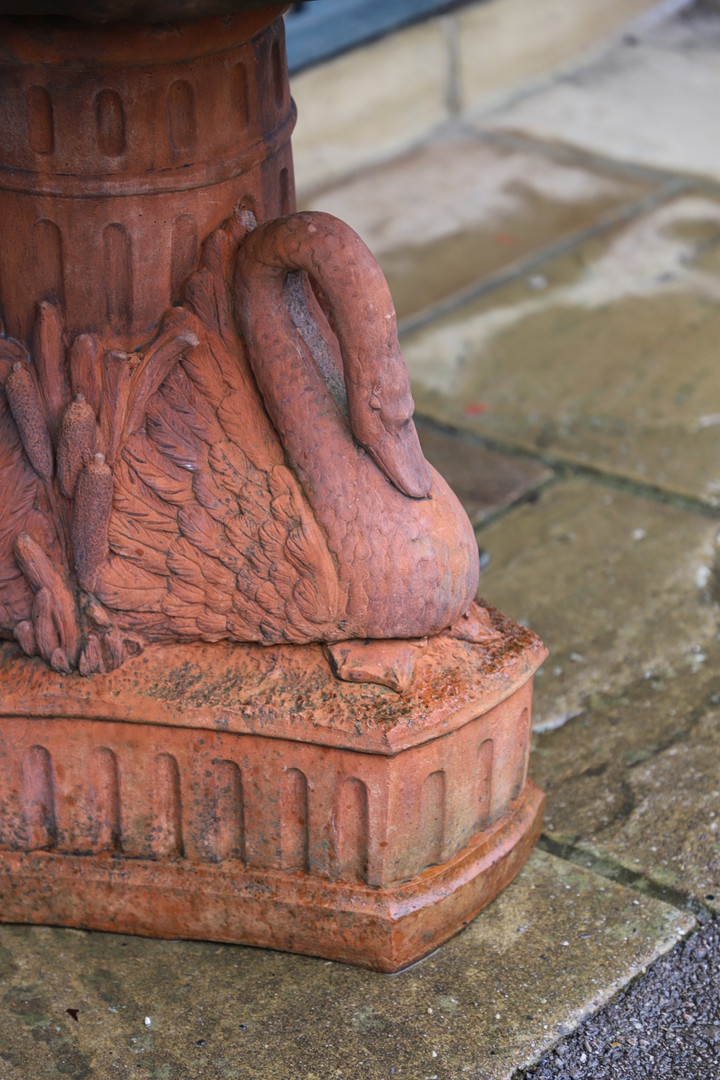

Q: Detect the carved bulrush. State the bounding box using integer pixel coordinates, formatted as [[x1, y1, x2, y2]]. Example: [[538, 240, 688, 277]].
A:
[[0, 3, 546, 971], [1, 208, 481, 675]]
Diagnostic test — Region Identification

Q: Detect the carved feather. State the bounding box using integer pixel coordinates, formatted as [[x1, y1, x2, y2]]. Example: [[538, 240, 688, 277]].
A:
[[108, 513, 170, 575], [163, 577, 206, 610], [208, 440, 250, 497], [100, 350, 137, 463], [179, 337, 228, 407], [95, 556, 168, 611], [145, 397, 205, 473], [184, 268, 221, 337], [123, 433, 194, 505], [230, 586, 274, 640], [225, 610, 256, 641], [123, 307, 200, 440], [168, 534, 235, 593], [191, 469, 237, 523], [165, 615, 204, 639], [193, 207, 255, 346], [253, 579, 286, 622], [112, 456, 179, 532], [158, 365, 225, 445], [177, 503, 229, 559], [217, 391, 282, 472], [196, 609, 227, 639]]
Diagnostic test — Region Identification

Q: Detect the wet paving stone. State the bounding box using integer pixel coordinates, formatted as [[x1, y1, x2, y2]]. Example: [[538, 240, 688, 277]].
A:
[[473, 476, 719, 732], [403, 192, 720, 505], [302, 134, 651, 323], [533, 660, 720, 915], [0, 851, 694, 1080]]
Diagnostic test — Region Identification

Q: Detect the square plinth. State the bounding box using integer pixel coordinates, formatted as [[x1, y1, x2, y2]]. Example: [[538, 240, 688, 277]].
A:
[[0, 604, 546, 972]]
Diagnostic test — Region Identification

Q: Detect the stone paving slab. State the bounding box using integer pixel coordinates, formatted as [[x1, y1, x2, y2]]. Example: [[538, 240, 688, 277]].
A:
[[471, 476, 719, 731], [416, 419, 553, 526], [291, 17, 449, 194], [475, 12, 720, 185], [456, 0, 660, 119], [525, 916, 720, 1080], [303, 134, 650, 323], [0, 851, 694, 1080], [403, 191, 720, 505], [533, 657, 720, 915]]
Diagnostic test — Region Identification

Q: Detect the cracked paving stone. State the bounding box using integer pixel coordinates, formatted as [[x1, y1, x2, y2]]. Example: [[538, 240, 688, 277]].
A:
[[403, 192, 720, 506], [302, 133, 650, 323], [473, 475, 719, 732], [532, 655, 720, 914], [0, 851, 694, 1080]]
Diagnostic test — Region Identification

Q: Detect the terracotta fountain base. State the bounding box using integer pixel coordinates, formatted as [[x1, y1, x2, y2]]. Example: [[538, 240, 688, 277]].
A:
[[0, 603, 545, 972]]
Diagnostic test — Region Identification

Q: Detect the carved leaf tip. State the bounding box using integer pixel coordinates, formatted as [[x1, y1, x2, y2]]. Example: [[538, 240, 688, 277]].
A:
[[33, 300, 71, 438]]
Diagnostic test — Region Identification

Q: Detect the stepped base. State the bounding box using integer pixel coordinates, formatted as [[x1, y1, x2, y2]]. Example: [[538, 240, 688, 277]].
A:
[[0, 783, 543, 973], [0, 603, 546, 971]]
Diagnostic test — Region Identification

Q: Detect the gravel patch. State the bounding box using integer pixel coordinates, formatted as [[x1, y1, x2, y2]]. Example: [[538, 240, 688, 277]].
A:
[[521, 916, 720, 1079]]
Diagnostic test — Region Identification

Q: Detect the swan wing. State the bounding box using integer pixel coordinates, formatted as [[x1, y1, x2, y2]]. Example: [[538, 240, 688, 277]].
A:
[[96, 314, 342, 646]]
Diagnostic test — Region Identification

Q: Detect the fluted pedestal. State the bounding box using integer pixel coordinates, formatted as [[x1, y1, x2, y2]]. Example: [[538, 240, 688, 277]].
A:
[[0, 605, 545, 972]]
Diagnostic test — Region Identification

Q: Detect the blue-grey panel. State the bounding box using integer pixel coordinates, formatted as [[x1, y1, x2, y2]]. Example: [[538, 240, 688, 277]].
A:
[[285, 0, 480, 73]]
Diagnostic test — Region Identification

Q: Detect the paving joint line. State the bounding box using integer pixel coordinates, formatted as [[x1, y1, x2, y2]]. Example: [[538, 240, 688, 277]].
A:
[[550, 465, 720, 520], [538, 834, 714, 924], [535, 679, 720, 841], [398, 178, 689, 338], [470, 125, 720, 196], [414, 412, 720, 521], [469, 474, 560, 533]]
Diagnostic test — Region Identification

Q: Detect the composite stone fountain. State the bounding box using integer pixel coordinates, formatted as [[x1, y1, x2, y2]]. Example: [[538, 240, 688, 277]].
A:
[[0, 0, 546, 971]]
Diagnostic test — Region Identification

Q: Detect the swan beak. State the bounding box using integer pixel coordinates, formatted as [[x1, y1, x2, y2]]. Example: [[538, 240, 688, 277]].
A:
[[367, 420, 433, 499]]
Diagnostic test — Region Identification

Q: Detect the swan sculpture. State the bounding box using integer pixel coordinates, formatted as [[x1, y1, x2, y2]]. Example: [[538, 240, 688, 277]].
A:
[[0, 209, 480, 675]]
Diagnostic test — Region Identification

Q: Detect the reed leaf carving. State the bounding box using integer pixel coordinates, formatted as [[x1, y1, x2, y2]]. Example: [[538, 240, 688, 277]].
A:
[[0, 207, 434, 675]]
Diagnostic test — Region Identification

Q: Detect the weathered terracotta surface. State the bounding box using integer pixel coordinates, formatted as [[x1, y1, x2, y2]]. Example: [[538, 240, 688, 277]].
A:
[[0, 14, 478, 677], [0, 13, 295, 350], [0, 605, 546, 971], [0, 6, 546, 968], [0, 0, 287, 20]]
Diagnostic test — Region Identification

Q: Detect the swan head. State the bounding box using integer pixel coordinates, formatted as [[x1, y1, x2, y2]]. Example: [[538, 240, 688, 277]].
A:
[[348, 359, 433, 500]]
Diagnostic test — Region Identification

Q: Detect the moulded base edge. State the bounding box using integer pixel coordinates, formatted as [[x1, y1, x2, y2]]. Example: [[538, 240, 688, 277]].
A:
[[0, 780, 544, 972]]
